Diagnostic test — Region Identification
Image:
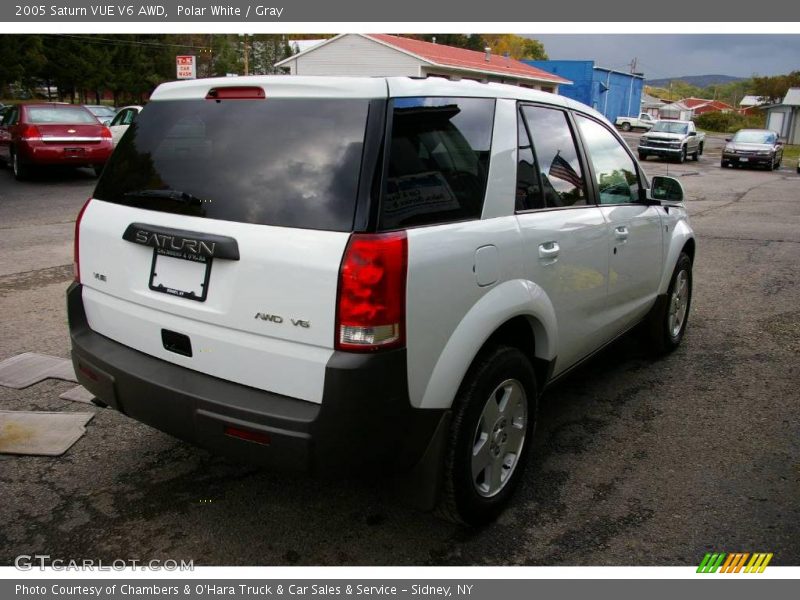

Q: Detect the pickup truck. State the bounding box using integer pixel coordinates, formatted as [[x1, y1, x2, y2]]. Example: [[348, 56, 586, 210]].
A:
[[638, 120, 705, 163], [615, 113, 656, 131]]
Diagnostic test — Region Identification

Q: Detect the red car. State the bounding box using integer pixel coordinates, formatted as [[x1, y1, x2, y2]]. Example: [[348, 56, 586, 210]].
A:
[[0, 103, 114, 180]]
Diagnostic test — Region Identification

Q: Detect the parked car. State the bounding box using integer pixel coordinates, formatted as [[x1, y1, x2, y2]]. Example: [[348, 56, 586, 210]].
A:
[[107, 105, 143, 146], [69, 76, 695, 525], [721, 129, 783, 170], [615, 112, 656, 131], [84, 104, 118, 126], [0, 103, 113, 179], [638, 120, 705, 163]]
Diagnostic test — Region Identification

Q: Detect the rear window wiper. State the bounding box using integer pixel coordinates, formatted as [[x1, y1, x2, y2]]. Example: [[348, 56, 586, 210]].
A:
[[123, 189, 205, 205]]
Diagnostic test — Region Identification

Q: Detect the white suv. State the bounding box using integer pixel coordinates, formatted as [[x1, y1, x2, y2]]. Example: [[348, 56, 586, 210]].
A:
[[69, 76, 695, 524]]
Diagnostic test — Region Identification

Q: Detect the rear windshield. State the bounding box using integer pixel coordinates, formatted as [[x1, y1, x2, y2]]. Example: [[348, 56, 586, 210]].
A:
[[94, 98, 370, 232], [27, 106, 98, 124]]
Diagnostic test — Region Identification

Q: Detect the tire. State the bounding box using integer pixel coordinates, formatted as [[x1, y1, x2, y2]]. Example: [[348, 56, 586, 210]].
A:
[[621, 122, 632, 131], [639, 152, 647, 161], [720, 159, 728, 168], [676, 147, 687, 164], [437, 345, 537, 525], [645, 252, 692, 355], [92, 164, 104, 177], [698, 142, 704, 156], [772, 154, 781, 170], [691, 148, 699, 161], [11, 149, 31, 181]]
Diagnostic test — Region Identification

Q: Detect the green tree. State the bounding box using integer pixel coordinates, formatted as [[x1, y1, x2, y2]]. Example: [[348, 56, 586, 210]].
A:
[[751, 71, 800, 104]]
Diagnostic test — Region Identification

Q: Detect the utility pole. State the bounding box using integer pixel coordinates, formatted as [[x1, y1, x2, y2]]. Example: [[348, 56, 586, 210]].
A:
[[243, 34, 250, 76], [629, 57, 638, 73]]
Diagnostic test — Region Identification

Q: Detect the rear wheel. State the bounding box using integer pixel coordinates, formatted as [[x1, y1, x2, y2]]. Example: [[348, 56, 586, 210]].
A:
[[437, 345, 537, 525], [11, 150, 31, 180], [645, 252, 692, 355], [698, 142, 704, 156], [92, 164, 104, 177], [621, 122, 632, 131]]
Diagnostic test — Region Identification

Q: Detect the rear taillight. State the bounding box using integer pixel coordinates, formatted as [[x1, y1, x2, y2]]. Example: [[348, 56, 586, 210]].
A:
[[100, 126, 112, 139], [336, 232, 408, 352], [73, 199, 91, 282], [20, 125, 41, 141]]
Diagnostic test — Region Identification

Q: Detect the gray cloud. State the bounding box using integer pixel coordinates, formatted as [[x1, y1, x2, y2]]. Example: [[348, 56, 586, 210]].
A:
[[530, 35, 800, 79]]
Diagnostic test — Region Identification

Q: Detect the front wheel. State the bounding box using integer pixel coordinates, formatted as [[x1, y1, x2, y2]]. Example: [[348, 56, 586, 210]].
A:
[[437, 345, 537, 525], [676, 147, 687, 164], [639, 152, 648, 161], [645, 252, 692, 354], [621, 122, 632, 131]]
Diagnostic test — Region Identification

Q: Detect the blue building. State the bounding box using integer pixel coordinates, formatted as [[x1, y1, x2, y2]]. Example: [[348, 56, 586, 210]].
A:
[[522, 60, 645, 123]]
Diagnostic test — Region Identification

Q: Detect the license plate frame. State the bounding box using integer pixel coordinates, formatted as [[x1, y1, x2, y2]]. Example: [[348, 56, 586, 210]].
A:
[[739, 157, 749, 162], [148, 249, 212, 302]]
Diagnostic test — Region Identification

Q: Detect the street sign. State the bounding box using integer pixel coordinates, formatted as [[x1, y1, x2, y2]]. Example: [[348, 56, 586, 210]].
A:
[[176, 55, 196, 80]]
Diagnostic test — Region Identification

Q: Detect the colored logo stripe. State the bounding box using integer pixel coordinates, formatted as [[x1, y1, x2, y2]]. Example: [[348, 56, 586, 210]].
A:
[[697, 552, 773, 573]]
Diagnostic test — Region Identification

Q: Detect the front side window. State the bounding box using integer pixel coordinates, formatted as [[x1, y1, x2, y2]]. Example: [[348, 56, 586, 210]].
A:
[[380, 96, 495, 230], [576, 115, 641, 205], [520, 105, 586, 208]]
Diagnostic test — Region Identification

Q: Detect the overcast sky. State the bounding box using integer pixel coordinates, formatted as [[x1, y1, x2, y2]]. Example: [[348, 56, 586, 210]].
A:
[[531, 35, 800, 79]]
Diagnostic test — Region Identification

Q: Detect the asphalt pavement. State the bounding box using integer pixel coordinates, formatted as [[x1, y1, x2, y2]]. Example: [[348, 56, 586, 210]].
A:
[[0, 153, 798, 566]]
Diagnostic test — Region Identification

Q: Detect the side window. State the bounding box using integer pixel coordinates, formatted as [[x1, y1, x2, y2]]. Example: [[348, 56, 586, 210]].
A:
[[7, 108, 19, 126], [516, 111, 543, 211], [576, 115, 641, 205], [521, 105, 587, 208], [380, 97, 495, 230], [110, 109, 128, 127]]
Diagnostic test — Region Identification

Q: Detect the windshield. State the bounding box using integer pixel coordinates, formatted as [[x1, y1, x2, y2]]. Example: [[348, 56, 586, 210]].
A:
[[94, 98, 370, 232], [651, 121, 689, 134], [732, 130, 776, 144], [26, 106, 98, 124]]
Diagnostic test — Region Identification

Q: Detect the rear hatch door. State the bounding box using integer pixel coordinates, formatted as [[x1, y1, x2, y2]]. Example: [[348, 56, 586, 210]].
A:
[[79, 92, 380, 403]]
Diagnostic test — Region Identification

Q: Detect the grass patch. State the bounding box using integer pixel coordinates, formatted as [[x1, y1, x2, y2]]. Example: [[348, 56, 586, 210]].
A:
[[782, 144, 800, 161]]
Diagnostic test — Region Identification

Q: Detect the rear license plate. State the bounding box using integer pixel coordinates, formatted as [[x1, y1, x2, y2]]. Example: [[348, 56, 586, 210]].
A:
[[64, 147, 85, 156], [149, 250, 211, 302]]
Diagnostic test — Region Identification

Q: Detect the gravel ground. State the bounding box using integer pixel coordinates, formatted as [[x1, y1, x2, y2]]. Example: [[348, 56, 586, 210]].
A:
[[0, 156, 798, 566]]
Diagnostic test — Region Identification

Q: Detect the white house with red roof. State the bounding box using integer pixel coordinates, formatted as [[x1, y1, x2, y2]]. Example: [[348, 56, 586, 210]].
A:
[[274, 34, 571, 93]]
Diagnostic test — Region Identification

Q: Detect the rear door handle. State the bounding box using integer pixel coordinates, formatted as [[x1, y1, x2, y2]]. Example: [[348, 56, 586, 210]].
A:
[[538, 241, 560, 260], [614, 226, 629, 241]]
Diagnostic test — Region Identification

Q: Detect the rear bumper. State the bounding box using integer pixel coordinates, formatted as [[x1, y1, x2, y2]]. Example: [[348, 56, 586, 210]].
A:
[[67, 283, 445, 474], [18, 140, 112, 166]]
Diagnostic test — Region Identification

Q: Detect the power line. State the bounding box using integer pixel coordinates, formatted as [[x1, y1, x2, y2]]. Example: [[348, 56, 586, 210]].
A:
[[42, 33, 210, 51]]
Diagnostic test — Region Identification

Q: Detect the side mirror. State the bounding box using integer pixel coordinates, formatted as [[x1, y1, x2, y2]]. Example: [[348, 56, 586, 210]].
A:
[[725, 137, 732, 142], [688, 131, 697, 137], [651, 176, 684, 202], [775, 140, 783, 146]]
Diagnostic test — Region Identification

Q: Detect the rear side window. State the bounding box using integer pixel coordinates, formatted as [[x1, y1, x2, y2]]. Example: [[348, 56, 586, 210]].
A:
[[94, 98, 370, 232], [379, 97, 495, 230], [519, 105, 586, 209], [26, 106, 98, 124]]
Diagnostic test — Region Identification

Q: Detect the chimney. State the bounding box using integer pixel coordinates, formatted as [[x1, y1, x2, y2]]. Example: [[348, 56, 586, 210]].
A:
[[484, 47, 491, 62]]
